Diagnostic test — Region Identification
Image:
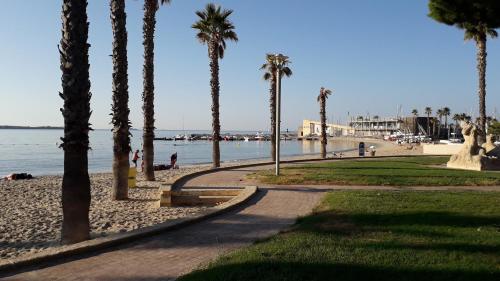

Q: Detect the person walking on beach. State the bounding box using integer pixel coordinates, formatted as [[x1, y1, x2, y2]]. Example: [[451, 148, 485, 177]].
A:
[[170, 152, 178, 169], [132, 150, 140, 167]]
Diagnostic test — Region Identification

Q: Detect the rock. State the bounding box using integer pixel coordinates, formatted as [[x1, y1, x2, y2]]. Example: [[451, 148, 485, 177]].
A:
[[101, 222, 112, 230]]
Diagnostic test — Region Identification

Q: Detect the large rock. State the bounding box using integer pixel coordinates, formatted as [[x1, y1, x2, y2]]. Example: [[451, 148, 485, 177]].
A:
[[447, 122, 500, 171]]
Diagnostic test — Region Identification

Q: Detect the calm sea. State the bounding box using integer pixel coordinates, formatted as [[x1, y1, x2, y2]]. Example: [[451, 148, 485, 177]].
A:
[[0, 129, 358, 176]]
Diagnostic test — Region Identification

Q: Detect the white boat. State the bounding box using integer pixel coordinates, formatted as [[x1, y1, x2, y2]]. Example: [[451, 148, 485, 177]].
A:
[[254, 132, 265, 141]]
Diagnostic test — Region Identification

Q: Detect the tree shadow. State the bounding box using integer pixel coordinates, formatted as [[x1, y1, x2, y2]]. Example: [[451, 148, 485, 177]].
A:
[[178, 261, 500, 281]]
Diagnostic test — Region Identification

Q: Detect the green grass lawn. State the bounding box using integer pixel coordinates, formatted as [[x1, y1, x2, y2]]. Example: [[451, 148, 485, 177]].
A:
[[252, 156, 500, 186], [179, 191, 500, 281]]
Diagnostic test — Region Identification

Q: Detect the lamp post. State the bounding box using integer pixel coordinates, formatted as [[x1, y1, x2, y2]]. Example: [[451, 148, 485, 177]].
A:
[[273, 54, 288, 176]]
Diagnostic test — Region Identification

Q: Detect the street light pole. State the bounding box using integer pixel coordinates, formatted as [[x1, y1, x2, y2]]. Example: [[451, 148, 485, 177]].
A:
[[275, 64, 281, 176]]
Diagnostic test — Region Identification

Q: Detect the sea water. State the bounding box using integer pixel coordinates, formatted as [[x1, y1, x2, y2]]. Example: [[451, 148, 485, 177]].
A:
[[0, 129, 357, 176]]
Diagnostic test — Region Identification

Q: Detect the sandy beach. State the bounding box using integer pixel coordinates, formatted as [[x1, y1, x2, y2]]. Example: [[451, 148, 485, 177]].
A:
[[0, 137, 421, 262], [0, 167, 210, 262]]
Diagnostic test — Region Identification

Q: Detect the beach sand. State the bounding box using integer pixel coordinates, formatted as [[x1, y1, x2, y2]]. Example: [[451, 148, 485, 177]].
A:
[[0, 137, 422, 262], [0, 167, 209, 262]]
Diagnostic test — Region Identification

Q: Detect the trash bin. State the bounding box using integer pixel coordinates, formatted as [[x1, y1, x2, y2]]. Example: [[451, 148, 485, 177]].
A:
[[358, 142, 365, 157], [128, 167, 137, 188]]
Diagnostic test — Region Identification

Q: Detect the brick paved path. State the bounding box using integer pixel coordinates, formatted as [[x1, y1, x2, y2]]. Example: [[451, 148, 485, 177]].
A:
[[1, 165, 328, 281]]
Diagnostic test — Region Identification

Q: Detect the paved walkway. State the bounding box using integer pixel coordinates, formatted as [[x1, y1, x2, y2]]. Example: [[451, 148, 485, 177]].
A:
[[1, 165, 329, 281]]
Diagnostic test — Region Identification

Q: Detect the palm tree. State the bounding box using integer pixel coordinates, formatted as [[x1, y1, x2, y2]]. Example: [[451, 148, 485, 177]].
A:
[[459, 113, 472, 122], [317, 87, 333, 159], [356, 115, 364, 131], [443, 107, 451, 128], [436, 108, 444, 137], [429, 0, 500, 142], [411, 109, 418, 117], [452, 113, 461, 134], [425, 107, 432, 136], [110, 0, 130, 200], [443, 107, 451, 139], [142, 0, 171, 181], [192, 3, 238, 168], [59, 0, 92, 244], [261, 54, 292, 161]]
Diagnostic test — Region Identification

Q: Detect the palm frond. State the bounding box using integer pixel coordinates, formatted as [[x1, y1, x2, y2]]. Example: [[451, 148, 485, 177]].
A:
[[282, 67, 292, 77], [263, 72, 271, 81], [218, 44, 225, 58]]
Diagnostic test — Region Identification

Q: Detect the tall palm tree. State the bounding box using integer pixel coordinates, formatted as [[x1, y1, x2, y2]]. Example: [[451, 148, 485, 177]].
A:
[[452, 113, 461, 134], [443, 107, 451, 138], [59, 0, 92, 244], [436, 108, 444, 137], [110, 0, 130, 200], [443, 107, 451, 128], [317, 87, 333, 159], [142, 0, 171, 181], [261, 54, 292, 161], [425, 107, 432, 136], [356, 116, 364, 131], [411, 109, 418, 117], [192, 3, 238, 168], [429, 0, 500, 142]]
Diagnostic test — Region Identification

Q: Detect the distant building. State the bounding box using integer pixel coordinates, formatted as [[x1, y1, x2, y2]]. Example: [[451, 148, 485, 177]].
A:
[[348, 117, 401, 136], [349, 116, 435, 136], [299, 120, 355, 137], [300, 116, 436, 137]]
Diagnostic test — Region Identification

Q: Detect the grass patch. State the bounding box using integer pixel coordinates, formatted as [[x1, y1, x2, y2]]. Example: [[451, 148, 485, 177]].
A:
[[251, 156, 500, 186], [179, 191, 500, 281]]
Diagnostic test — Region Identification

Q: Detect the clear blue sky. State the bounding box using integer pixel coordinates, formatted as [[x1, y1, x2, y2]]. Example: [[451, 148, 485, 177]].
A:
[[0, 0, 499, 131]]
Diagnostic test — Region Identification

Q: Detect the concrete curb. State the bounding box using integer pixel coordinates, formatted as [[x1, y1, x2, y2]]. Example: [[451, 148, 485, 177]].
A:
[[0, 186, 258, 275], [170, 154, 446, 191]]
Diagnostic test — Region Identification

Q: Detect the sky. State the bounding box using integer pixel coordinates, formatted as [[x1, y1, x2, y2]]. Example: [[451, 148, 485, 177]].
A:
[[0, 0, 499, 131]]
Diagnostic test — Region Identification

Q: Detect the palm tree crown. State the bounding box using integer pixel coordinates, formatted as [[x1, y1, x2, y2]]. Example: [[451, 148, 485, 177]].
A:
[[317, 87, 332, 102], [261, 54, 292, 80], [425, 107, 432, 115], [411, 109, 418, 116], [429, 0, 499, 42], [192, 3, 238, 58]]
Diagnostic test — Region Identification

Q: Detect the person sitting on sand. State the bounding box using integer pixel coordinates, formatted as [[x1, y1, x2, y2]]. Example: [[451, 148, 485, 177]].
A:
[[132, 150, 140, 167], [3, 173, 33, 181]]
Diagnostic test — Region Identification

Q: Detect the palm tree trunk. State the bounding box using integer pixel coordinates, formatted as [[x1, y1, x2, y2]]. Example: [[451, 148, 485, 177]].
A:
[[209, 40, 221, 168], [110, 0, 130, 200], [142, 0, 156, 180], [320, 98, 327, 159], [269, 72, 277, 161], [445, 116, 448, 139], [59, 0, 91, 244], [427, 114, 430, 136], [476, 36, 487, 143], [438, 117, 442, 138]]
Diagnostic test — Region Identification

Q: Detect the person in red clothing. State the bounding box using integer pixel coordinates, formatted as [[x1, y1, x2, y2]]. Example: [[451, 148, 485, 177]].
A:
[[132, 150, 140, 167]]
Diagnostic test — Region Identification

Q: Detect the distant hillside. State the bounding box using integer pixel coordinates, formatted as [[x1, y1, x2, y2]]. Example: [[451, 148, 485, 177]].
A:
[[0, 125, 63, 130]]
